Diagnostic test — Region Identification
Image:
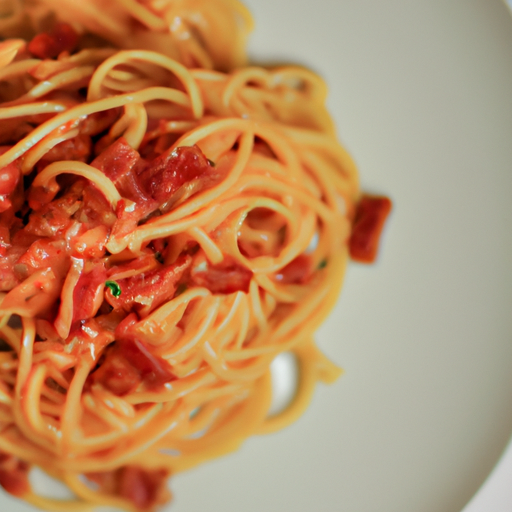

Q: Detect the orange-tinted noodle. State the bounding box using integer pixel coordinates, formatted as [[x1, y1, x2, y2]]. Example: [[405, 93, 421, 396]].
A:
[[0, 1, 388, 511]]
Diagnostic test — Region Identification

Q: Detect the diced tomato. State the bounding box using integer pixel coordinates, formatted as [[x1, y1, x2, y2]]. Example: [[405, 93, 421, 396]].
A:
[[138, 145, 213, 205], [72, 263, 107, 325], [0, 161, 20, 196], [190, 255, 253, 294], [0, 452, 30, 498], [106, 254, 191, 316], [349, 194, 392, 264], [24, 190, 81, 236], [92, 138, 156, 216], [81, 109, 121, 136], [91, 346, 143, 396], [28, 23, 79, 59], [86, 466, 171, 512], [16, 238, 68, 277], [38, 134, 92, 166], [92, 334, 175, 396], [275, 254, 313, 284]]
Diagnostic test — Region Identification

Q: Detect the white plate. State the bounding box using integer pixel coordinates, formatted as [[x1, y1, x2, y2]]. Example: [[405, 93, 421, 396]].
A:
[[3, 1, 512, 512]]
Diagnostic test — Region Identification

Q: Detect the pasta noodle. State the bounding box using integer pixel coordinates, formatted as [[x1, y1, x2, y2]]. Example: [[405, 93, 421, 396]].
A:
[[0, 1, 390, 511]]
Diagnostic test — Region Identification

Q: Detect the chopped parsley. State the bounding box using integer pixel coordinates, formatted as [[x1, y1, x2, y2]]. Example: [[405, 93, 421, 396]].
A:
[[318, 259, 328, 269], [105, 280, 122, 297]]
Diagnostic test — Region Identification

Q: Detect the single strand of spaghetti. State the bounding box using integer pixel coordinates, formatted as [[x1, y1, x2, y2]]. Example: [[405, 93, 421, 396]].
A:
[[63, 474, 138, 512], [0, 87, 193, 168], [148, 125, 254, 226], [21, 364, 58, 442], [112, 0, 167, 30], [185, 226, 224, 264], [126, 368, 216, 405], [102, 75, 156, 93], [120, 103, 147, 149], [32, 161, 122, 208], [21, 128, 80, 174], [0, 58, 40, 81], [14, 316, 35, 397], [4, 66, 95, 107], [191, 68, 225, 82], [0, 101, 66, 121], [60, 361, 92, 454], [248, 279, 268, 334], [87, 50, 203, 119]]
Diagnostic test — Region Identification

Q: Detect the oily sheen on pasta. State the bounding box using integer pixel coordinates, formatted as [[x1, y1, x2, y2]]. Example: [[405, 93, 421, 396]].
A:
[[0, 1, 390, 511]]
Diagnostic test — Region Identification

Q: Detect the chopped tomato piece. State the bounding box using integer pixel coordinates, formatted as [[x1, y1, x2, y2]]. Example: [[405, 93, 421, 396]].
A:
[[275, 254, 313, 284], [92, 335, 175, 396], [105, 254, 192, 316], [86, 466, 171, 512], [92, 138, 156, 216], [28, 23, 79, 59], [38, 134, 92, 166], [0, 161, 20, 196], [0, 452, 30, 497], [190, 255, 253, 294], [349, 194, 392, 263], [72, 263, 107, 325], [138, 145, 214, 206]]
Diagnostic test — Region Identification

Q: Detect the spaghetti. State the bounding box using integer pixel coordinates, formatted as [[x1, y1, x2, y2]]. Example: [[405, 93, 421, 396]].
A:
[[0, 1, 390, 511]]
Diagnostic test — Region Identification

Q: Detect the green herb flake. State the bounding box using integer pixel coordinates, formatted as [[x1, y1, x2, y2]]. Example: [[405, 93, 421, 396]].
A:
[[105, 280, 122, 297], [318, 259, 328, 270]]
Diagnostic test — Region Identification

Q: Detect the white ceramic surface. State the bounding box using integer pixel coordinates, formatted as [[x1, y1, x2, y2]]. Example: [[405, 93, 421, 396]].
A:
[[2, 1, 512, 512]]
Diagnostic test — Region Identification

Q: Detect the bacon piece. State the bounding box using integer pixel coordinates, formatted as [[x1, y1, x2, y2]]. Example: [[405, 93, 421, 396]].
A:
[[275, 254, 313, 284], [92, 325, 175, 396], [86, 466, 171, 512], [138, 145, 215, 209], [0, 452, 30, 498], [349, 194, 392, 263], [72, 263, 108, 325], [190, 255, 253, 294], [38, 134, 92, 166], [105, 254, 191, 316], [28, 23, 79, 59], [92, 138, 156, 216]]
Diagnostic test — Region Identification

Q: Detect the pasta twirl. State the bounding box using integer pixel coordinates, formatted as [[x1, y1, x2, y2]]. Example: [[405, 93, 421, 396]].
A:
[[0, 1, 390, 511]]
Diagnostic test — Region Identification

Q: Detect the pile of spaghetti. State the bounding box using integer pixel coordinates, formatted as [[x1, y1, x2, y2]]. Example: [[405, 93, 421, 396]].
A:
[[0, 1, 390, 511]]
